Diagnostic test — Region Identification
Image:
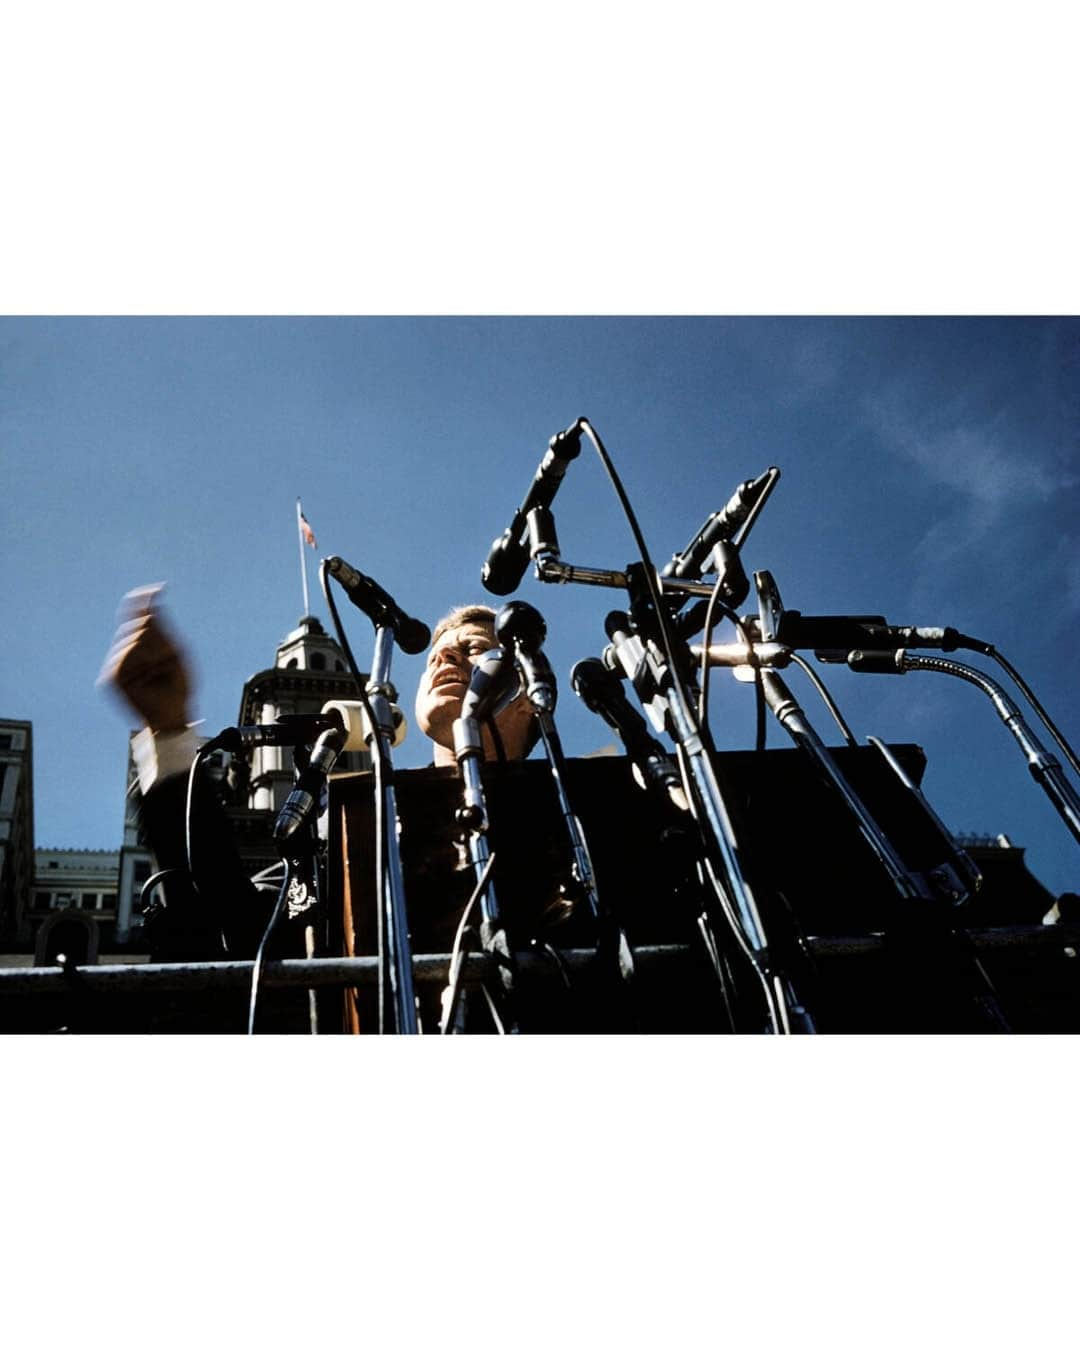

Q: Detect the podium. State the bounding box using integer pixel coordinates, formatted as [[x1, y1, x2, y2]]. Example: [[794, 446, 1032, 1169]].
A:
[[328, 746, 1079, 1032]]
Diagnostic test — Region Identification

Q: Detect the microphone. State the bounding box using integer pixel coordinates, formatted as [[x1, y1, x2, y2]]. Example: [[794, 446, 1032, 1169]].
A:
[[273, 723, 347, 844], [326, 556, 430, 654], [203, 711, 345, 754], [572, 658, 687, 809], [459, 646, 522, 723], [481, 419, 585, 595], [842, 649, 910, 674], [742, 610, 968, 654], [663, 468, 778, 582], [602, 610, 668, 736], [455, 648, 522, 826], [495, 601, 557, 713], [203, 701, 401, 755]]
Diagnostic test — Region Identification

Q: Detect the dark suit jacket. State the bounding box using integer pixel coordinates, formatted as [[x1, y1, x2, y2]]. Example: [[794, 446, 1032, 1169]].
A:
[[135, 774, 313, 1031]]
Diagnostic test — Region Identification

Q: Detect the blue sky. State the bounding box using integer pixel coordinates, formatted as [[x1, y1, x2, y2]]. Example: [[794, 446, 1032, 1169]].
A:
[[2, 316, 1077, 898]]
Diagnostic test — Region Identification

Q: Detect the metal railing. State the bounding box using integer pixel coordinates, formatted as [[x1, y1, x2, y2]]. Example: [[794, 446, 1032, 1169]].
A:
[[0, 927, 1076, 998]]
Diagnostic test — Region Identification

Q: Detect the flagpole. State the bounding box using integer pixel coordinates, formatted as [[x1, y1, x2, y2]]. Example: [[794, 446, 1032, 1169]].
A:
[[296, 498, 311, 616]]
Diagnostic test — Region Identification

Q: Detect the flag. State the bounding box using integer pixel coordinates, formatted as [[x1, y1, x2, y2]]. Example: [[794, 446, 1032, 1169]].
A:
[[299, 510, 317, 549]]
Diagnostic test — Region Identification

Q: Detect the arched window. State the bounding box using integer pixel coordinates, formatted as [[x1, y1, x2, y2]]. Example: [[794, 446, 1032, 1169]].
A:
[[310, 652, 326, 671], [35, 911, 100, 967]]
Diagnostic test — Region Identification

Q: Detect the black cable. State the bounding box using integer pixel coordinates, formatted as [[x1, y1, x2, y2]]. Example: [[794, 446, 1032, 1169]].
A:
[[697, 574, 728, 730], [532, 939, 575, 991], [787, 652, 858, 747], [250, 861, 287, 886], [184, 749, 228, 956], [579, 421, 697, 726], [247, 871, 291, 1034], [320, 560, 392, 1033], [479, 982, 507, 1034], [697, 588, 767, 754], [136, 868, 182, 912], [439, 852, 497, 1034], [184, 753, 200, 884], [578, 421, 781, 1032]]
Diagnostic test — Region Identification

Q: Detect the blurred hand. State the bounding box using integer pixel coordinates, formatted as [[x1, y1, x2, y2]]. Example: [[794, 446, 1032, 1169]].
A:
[[98, 584, 193, 733]]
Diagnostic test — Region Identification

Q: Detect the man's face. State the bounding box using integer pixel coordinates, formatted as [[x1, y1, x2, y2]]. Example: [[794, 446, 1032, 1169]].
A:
[[414, 618, 535, 763], [414, 620, 501, 748]]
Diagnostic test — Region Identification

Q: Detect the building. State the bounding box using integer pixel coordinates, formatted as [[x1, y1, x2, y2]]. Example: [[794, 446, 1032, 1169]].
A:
[[952, 832, 1057, 926], [223, 614, 371, 874], [237, 614, 370, 814], [0, 720, 34, 949], [30, 847, 120, 964]]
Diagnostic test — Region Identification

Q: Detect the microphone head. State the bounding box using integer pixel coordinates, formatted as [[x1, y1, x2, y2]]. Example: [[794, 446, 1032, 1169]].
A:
[[603, 610, 634, 643], [481, 529, 529, 596], [548, 419, 585, 460], [570, 657, 617, 713], [396, 615, 432, 655], [461, 646, 521, 720], [495, 600, 547, 651]]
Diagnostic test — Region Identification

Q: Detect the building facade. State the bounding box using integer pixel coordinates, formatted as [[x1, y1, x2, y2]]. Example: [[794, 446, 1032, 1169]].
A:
[[237, 614, 370, 816], [0, 720, 35, 948], [31, 847, 120, 960]]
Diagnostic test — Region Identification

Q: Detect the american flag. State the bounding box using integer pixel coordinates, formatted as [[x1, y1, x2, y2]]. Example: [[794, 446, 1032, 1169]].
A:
[[299, 510, 317, 549]]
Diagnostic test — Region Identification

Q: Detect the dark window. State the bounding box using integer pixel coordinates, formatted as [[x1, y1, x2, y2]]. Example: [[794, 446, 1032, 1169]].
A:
[[43, 918, 93, 966], [0, 734, 13, 749], [100, 892, 117, 909], [133, 860, 152, 886], [34, 891, 50, 910], [309, 652, 326, 671], [334, 660, 345, 672]]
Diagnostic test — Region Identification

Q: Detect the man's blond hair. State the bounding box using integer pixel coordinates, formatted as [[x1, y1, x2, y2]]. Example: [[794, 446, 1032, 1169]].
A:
[[430, 604, 497, 647]]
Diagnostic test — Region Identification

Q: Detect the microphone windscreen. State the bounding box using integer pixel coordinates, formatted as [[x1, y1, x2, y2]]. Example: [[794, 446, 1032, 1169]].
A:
[[481, 530, 529, 596], [570, 657, 612, 712], [397, 616, 432, 655]]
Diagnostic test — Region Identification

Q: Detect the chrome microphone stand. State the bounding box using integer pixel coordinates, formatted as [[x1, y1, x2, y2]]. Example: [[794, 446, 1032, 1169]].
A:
[[523, 522, 812, 1031], [495, 602, 638, 1015], [321, 557, 426, 1035], [451, 648, 521, 1032], [694, 597, 1012, 1031], [847, 650, 1080, 848], [365, 624, 418, 1035]]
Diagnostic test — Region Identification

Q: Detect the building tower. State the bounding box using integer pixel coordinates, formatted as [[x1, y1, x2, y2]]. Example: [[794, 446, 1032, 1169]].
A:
[[216, 613, 372, 877], [236, 614, 371, 814]]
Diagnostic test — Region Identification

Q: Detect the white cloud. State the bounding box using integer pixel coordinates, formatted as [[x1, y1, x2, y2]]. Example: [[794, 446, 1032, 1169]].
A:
[[861, 379, 1080, 616], [864, 385, 1067, 507]]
